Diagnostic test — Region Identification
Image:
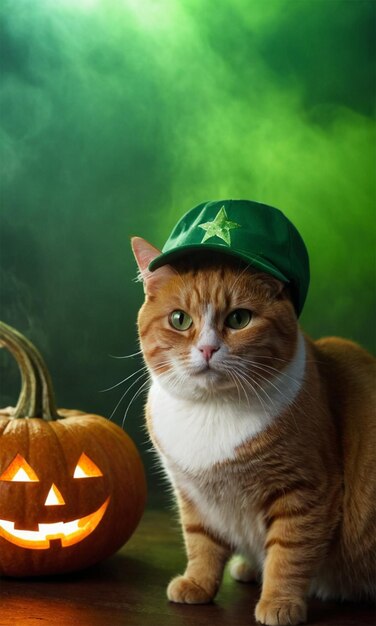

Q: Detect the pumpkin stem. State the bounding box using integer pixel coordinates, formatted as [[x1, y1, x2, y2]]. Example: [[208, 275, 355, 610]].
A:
[[0, 321, 60, 420]]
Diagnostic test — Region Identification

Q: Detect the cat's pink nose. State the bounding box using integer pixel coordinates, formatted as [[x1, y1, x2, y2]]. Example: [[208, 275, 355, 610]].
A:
[[199, 345, 219, 362]]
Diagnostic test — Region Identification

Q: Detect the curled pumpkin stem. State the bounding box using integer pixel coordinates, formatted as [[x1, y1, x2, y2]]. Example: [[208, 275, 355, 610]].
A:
[[0, 321, 60, 420]]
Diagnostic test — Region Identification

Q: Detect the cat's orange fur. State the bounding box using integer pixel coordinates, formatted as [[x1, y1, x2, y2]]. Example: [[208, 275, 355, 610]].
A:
[[132, 237, 376, 626]]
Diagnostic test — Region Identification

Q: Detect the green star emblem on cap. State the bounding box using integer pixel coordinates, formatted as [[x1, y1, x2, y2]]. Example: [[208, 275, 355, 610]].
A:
[[198, 205, 241, 246]]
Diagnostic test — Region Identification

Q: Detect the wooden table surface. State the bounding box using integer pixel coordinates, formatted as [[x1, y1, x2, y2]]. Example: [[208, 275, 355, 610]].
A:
[[0, 508, 375, 626]]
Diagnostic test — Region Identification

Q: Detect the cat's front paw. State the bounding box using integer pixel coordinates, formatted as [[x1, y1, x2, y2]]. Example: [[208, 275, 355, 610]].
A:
[[167, 575, 214, 604], [255, 597, 307, 626]]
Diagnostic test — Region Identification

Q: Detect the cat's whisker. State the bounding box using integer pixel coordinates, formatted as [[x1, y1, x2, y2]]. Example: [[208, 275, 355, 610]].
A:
[[235, 357, 320, 408], [234, 356, 303, 387], [149, 359, 172, 368], [122, 378, 151, 427], [223, 368, 243, 407], [108, 349, 143, 359], [108, 370, 149, 421], [219, 364, 271, 415], [250, 355, 291, 363], [225, 364, 275, 418], [106, 357, 172, 421], [243, 366, 303, 434], [244, 354, 320, 366], [100, 365, 149, 393], [231, 371, 245, 408], [253, 371, 303, 435], [162, 366, 187, 384], [252, 367, 313, 419], [232, 371, 254, 411], [242, 363, 297, 409]]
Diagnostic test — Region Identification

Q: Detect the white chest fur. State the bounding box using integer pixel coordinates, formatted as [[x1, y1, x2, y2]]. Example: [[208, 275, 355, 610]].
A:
[[173, 463, 268, 563], [149, 332, 306, 473]]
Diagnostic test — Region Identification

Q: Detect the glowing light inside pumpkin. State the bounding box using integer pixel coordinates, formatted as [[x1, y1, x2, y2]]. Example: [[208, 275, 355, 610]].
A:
[[0, 452, 109, 549], [73, 452, 103, 478], [45, 483, 65, 506], [0, 497, 110, 549], [0, 454, 39, 482]]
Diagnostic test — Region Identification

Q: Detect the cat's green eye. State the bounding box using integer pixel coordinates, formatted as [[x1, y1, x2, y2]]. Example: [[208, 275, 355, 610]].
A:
[[169, 310, 193, 331], [225, 309, 252, 330]]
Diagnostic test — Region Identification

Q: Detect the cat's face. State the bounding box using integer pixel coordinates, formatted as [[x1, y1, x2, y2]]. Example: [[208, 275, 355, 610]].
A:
[[132, 238, 298, 401]]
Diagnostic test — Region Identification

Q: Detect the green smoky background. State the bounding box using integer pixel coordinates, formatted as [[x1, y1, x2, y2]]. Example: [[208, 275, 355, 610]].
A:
[[0, 0, 375, 504]]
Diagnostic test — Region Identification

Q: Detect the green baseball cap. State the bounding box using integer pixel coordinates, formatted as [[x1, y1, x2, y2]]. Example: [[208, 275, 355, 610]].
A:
[[149, 199, 310, 317]]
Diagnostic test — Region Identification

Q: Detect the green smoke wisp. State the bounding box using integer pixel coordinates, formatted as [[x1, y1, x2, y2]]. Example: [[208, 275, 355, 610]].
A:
[[0, 0, 375, 435]]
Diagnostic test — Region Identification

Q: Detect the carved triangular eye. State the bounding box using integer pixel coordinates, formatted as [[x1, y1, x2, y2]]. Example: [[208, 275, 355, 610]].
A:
[[0, 454, 39, 482], [73, 453, 103, 478]]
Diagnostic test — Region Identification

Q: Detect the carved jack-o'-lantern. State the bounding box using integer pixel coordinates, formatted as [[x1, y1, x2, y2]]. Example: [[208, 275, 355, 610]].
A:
[[0, 451, 108, 550], [0, 321, 147, 577]]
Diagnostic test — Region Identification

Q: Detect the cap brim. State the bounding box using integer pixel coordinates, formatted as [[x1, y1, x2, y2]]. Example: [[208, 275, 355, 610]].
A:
[[148, 243, 289, 283]]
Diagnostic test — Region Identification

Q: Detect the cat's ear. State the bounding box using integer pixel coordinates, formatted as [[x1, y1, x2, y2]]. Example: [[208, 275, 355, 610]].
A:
[[256, 273, 285, 299], [131, 237, 177, 296]]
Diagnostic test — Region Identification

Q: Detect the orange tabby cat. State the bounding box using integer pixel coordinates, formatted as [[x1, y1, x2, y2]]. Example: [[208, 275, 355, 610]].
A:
[[132, 237, 376, 626]]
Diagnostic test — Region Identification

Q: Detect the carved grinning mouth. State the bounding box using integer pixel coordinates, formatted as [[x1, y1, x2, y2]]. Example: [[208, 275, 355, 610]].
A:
[[0, 497, 110, 549]]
